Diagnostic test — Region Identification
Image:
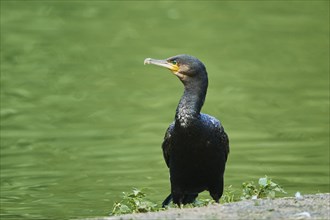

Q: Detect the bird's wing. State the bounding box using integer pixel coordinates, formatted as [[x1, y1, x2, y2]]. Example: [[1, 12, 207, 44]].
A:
[[214, 119, 230, 162], [221, 130, 230, 162], [162, 122, 175, 168], [203, 113, 230, 162]]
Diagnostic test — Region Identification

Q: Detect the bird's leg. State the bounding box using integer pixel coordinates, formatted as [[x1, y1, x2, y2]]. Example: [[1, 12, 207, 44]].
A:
[[210, 192, 221, 203], [183, 193, 198, 204], [209, 190, 222, 203], [209, 178, 224, 203], [209, 186, 223, 203], [172, 191, 184, 207], [211, 194, 220, 203]]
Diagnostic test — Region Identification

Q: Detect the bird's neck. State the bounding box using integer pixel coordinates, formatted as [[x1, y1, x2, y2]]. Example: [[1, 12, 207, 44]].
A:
[[175, 79, 208, 128]]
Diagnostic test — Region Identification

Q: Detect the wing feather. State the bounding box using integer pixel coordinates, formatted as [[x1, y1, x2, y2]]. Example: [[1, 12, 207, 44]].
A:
[[162, 122, 174, 168]]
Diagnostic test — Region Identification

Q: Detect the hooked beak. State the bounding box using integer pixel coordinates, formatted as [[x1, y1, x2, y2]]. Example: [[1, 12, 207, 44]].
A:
[[144, 58, 179, 73]]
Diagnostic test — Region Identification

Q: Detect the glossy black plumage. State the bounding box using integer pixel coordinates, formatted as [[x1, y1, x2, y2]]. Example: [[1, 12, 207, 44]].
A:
[[144, 54, 229, 207]]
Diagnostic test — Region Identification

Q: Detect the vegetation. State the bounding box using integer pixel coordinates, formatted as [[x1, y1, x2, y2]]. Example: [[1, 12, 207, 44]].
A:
[[110, 176, 287, 216], [111, 188, 160, 215], [220, 185, 237, 203], [241, 176, 287, 200]]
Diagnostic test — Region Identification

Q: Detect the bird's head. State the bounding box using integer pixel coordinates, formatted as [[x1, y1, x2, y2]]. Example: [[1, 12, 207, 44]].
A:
[[144, 54, 207, 86]]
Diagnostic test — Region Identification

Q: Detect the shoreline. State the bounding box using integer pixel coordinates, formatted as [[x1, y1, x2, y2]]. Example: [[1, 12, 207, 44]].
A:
[[87, 193, 329, 220]]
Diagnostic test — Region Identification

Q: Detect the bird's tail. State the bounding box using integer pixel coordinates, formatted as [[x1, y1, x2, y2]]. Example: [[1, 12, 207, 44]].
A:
[[162, 194, 172, 208]]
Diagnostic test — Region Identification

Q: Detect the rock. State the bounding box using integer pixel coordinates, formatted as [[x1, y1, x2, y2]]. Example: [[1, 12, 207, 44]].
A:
[[85, 193, 330, 220]]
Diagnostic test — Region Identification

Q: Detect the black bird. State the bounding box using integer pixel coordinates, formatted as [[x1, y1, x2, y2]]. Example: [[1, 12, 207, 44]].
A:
[[144, 54, 229, 207]]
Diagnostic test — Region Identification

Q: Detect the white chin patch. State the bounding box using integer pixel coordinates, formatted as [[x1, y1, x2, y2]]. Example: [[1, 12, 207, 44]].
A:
[[174, 72, 185, 79]]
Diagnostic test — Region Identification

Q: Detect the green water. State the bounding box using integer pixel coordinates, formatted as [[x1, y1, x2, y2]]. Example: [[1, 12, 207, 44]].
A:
[[1, 1, 329, 219]]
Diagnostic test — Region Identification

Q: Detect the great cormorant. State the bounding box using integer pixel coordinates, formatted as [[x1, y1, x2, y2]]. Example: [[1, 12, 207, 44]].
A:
[[144, 54, 229, 207]]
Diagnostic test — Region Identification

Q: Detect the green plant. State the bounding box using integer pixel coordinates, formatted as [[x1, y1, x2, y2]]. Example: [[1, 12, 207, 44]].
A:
[[110, 188, 161, 215], [183, 198, 215, 208], [110, 176, 287, 216], [221, 185, 238, 203], [241, 176, 287, 200]]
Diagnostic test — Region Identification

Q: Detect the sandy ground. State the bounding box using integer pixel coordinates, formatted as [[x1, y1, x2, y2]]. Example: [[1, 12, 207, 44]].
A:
[[88, 193, 329, 220]]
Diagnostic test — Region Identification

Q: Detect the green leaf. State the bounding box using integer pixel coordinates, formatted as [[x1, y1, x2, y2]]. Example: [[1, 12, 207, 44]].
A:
[[267, 191, 275, 198], [258, 177, 268, 187]]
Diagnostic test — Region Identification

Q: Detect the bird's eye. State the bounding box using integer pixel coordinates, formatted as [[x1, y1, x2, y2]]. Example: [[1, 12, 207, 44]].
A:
[[171, 60, 177, 65]]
